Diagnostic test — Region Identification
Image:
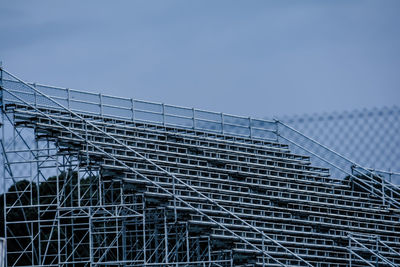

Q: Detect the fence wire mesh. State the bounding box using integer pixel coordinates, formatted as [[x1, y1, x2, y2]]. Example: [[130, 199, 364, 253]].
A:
[[280, 106, 400, 183]]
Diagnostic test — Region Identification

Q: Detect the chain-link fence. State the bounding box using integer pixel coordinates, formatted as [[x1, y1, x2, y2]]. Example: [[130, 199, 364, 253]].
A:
[[280, 106, 400, 181]]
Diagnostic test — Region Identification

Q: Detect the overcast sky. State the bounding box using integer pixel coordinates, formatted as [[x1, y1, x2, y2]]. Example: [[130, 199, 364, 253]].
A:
[[1, 1, 399, 118]]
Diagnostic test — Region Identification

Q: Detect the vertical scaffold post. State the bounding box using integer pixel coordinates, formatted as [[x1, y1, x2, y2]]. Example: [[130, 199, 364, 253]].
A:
[[34, 127, 41, 265], [142, 200, 147, 264], [388, 169, 393, 200], [1, 93, 7, 267], [33, 83, 37, 107], [122, 218, 127, 262], [56, 155, 61, 265], [350, 166, 355, 191], [376, 235, 379, 267], [208, 236, 211, 263], [173, 173, 177, 222], [164, 209, 169, 264], [0, 65, 2, 105], [275, 120, 279, 142], [185, 222, 190, 263], [162, 103, 165, 126], [248, 117, 252, 138], [67, 88, 70, 110], [262, 232, 265, 267], [349, 233, 352, 267], [192, 108, 195, 130], [381, 172, 386, 207], [221, 113, 224, 134], [131, 98, 135, 122], [99, 93, 103, 117], [89, 209, 93, 266]]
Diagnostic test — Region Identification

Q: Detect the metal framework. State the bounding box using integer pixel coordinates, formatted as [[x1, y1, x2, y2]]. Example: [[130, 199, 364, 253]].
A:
[[1, 68, 400, 267]]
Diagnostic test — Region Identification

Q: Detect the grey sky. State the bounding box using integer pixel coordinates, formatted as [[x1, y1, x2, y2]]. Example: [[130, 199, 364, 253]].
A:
[[1, 0, 399, 118]]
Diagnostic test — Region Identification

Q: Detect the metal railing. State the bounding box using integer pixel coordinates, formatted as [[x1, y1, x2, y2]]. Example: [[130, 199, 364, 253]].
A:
[[1, 79, 277, 141], [347, 233, 398, 267], [275, 120, 400, 210]]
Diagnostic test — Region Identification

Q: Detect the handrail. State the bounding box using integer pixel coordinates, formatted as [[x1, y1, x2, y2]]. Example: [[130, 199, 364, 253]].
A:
[[347, 234, 396, 267], [276, 120, 400, 191], [1, 78, 276, 141], [275, 120, 400, 210], [379, 240, 400, 258], [351, 167, 400, 206], [350, 232, 400, 259], [275, 132, 400, 210], [346, 248, 375, 267], [352, 166, 400, 192], [1, 68, 314, 266]]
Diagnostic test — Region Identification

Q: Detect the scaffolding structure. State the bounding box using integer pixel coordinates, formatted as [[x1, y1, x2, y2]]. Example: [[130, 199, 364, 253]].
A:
[[1, 68, 400, 267]]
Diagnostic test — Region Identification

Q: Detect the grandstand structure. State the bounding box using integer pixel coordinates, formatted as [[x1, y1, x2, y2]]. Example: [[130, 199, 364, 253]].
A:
[[1, 67, 400, 267]]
